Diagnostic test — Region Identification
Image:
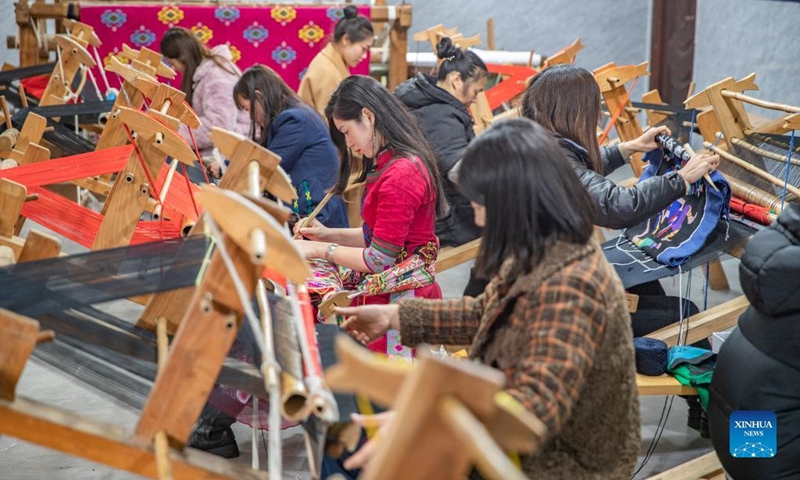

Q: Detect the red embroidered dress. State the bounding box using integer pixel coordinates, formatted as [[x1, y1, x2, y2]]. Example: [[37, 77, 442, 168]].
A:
[[360, 148, 442, 354], [306, 148, 442, 357]]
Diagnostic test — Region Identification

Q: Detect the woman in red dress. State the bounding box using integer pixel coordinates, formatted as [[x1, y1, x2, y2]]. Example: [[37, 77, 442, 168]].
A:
[[295, 75, 445, 358]]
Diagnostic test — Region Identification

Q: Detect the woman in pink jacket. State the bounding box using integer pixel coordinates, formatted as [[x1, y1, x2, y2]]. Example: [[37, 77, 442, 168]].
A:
[[160, 28, 250, 182]]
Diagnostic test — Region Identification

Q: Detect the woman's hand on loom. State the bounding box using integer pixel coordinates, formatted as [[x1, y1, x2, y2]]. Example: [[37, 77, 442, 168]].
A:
[[338, 304, 400, 345], [677, 153, 720, 183], [343, 411, 397, 471], [625, 125, 671, 153], [206, 160, 223, 179], [293, 218, 330, 241]]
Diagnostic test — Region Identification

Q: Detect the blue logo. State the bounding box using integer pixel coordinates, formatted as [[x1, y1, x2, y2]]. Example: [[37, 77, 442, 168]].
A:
[[730, 410, 777, 458]]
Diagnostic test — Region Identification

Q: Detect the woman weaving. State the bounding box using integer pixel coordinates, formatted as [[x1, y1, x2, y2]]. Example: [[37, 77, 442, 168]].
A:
[[294, 75, 445, 358], [337, 119, 640, 479]]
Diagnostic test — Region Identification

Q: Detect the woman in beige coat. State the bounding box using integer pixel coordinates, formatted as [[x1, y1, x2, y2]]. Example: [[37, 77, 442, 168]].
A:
[[298, 5, 374, 117]]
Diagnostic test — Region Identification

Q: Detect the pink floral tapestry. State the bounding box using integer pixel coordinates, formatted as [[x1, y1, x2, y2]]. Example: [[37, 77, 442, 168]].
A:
[[80, 4, 370, 92]]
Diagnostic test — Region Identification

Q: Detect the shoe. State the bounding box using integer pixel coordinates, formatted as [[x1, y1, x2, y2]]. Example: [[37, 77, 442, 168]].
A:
[[686, 396, 703, 430], [699, 411, 710, 439], [188, 403, 240, 459]]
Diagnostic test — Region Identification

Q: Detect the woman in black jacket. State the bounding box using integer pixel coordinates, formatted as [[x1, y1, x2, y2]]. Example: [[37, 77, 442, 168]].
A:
[[520, 64, 720, 230], [708, 204, 800, 480], [395, 37, 488, 247]]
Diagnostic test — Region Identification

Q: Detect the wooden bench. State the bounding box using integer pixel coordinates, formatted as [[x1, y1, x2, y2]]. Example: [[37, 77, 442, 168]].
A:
[[647, 451, 725, 479], [437, 238, 481, 272], [647, 295, 748, 347]]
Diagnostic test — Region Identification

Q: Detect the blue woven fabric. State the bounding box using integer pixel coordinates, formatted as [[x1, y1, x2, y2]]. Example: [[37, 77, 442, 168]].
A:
[[625, 149, 731, 267]]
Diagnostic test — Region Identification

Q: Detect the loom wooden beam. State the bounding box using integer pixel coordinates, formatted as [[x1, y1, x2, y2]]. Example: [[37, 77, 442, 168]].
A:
[[17, 229, 61, 262], [646, 451, 724, 480], [326, 336, 546, 455], [647, 295, 749, 347], [437, 238, 481, 272], [138, 128, 299, 334], [62, 19, 101, 48], [542, 38, 584, 68], [594, 61, 650, 94], [15, 0, 39, 67], [0, 179, 26, 239], [96, 56, 156, 151], [210, 127, 296, 203], [593, 62, 649, 176], [119, 44, 176, 80], [636, 373, 696, 396], [783, 113, 800, 131], [8, 111, 48, 164], [685, 74, 759, 144], [685, 73, 759, 110], [0, 309, 41, 400], [131, 77, 200, 129], [334, 338, 542, 480], [388, 5, 412, 90], [641, 89, 671, 126], [135, 187, 304, 446], [0, 396, 268, 479], [93, 107, 197, 250], [39, 35, 95, 107]]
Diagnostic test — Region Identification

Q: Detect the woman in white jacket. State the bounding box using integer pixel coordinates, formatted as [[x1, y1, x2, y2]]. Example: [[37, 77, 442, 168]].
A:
[[160, 28, 250, 182]]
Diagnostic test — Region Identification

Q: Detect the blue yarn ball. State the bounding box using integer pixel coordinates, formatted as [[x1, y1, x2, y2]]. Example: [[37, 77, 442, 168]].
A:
[[633, 337, 668, 376]]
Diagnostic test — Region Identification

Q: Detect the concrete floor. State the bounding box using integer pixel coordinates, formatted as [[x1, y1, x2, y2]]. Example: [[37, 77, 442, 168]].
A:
[[0, 184, 743, 479]]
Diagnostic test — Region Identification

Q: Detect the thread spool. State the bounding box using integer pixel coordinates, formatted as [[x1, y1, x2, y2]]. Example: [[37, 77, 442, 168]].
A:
[[181, 217, 195, 237], [0, 245, 15, 267], [279, 371, 310, 421], [249, 228, 266, 264], [633, 337, 668, 376], [0, 128, 20, 151], [1, 159, 19, 169]]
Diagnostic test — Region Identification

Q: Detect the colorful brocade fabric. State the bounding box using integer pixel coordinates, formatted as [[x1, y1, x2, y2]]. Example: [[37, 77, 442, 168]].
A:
[[81, 4, 369, 92]]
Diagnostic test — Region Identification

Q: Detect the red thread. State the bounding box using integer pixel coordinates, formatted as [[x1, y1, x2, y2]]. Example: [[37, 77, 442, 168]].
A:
[[187, 126, 212, 184]]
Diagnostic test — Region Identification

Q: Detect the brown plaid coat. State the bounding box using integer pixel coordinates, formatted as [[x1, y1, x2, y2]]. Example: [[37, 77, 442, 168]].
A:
[[399, 240, 640, 479]]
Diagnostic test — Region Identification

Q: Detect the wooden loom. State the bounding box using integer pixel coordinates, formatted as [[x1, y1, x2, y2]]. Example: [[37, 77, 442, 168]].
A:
[[0, 177, 310, 479], [325, 336, 547, 480], [686, 73, 800, 207], [471, 38, 584, 134], [139, 126, 298, 335]]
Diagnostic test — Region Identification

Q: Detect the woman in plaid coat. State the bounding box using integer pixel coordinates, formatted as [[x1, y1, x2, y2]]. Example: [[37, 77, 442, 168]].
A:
[[338, 118, 641, 479]]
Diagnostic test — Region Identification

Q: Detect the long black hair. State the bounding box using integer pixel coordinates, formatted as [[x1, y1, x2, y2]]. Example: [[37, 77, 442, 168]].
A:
[[324, 75, 446, 216], [233, 65, 301, 146], [160, 27, 238, 105], [457, 118, 595, 278], [435, 37, 487, 84], [333, 5, 374, 44], [521, 64, 604, 174]]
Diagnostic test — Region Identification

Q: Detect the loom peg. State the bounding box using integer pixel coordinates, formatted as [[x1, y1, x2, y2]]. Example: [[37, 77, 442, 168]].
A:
[[24, 194, 38, 202], [247, 160, 260, 196], [154, 132, 163, 145], [36, 330, 55, 344], [249, 228, 267, 265], [153, 160, 180, 219], [124, 173, 134, 183], [153, 430, 173, 480], [158, 100, 171, 115]]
